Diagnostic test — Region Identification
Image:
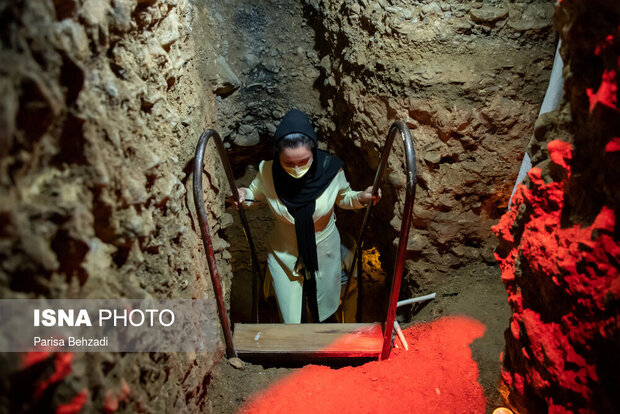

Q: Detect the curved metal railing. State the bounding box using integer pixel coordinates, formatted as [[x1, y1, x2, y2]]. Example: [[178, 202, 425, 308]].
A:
[[339, 120, 417, 360], [193, 129, 261, 358]]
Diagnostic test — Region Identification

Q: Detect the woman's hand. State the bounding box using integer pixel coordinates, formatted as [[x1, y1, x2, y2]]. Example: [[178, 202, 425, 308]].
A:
[[227, 187, 247, 208], [358, 186, 382, 206]]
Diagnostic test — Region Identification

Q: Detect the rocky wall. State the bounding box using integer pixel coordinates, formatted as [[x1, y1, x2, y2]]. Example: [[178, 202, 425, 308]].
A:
[[199, 0, 324, 161], [493, 0, 620, 412], [0, 0, 229, 411], [303, 0, 558, 295]]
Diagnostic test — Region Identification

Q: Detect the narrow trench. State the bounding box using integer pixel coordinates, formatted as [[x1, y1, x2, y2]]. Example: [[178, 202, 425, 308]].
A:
[[217, 2, 402, 326], [203, 1, 533, 412], [4, 0, 617, 413]]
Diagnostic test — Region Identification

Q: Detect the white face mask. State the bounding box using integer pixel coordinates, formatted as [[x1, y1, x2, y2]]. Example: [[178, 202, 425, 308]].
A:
[[283, 158, 313, 178]]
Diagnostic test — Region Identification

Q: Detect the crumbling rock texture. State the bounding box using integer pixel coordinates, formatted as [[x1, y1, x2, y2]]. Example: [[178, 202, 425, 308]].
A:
[[200, 0, 324, 157], [303, 0, 558, 296], [493, 0, 620, 412], [0, 0, 228, 411]]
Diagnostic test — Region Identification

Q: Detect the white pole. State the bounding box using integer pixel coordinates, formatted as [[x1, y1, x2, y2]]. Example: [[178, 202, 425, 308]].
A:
[[393, 321, 409, 351], [397, 292, 436, 308]]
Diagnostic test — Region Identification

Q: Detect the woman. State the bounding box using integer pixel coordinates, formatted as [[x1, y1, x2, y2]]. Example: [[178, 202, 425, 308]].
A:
[[236, 109, 380, 323]]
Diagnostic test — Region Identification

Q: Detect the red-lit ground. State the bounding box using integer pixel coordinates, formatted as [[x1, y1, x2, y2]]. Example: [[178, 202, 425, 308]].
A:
[[208, 261, 510, 414], [239, 317, 486, 414]]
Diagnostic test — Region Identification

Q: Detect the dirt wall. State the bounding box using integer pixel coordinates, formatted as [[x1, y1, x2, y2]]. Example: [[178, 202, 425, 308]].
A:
[[304, 0, 558, 297], [0, 0, 228, 411]]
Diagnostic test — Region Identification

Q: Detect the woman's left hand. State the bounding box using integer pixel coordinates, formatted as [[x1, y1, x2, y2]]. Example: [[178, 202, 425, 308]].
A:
[[359, 186, 382, 206]]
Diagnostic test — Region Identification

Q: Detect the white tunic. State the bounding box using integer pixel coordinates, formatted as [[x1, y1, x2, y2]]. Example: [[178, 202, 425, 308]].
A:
[[244, 160, 364, 323]]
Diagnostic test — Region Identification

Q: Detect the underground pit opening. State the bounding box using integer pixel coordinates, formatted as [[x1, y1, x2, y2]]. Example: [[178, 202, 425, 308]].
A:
[[211, 0, 412, 327]]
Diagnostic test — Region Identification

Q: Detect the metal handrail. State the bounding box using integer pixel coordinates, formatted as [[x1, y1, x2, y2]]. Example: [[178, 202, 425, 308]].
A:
[[194, 122, 416, 361], [339, 121, 417, 360], [193, 129, 262, 358]]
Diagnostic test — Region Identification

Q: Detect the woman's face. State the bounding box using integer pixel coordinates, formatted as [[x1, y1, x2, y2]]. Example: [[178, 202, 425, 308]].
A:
[[279, 146, 313, 169]]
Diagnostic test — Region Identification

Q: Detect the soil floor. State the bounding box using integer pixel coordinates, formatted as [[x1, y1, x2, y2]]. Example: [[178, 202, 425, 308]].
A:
[[206, 261, 511, 414]]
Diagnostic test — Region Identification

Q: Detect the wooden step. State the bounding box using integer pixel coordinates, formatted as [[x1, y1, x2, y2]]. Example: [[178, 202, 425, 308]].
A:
[[233, 323, 384, 360]]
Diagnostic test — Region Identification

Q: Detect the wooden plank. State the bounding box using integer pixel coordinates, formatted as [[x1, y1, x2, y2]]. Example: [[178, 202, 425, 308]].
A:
[[233, 323, 383, 359]]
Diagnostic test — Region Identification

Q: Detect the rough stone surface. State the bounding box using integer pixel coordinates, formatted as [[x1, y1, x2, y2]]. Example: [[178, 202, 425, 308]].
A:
[[209, 56, 242, 96], [302, 0, 557, 298], [198, 0, 324, 159], [0, 0, 228, 412], [493, 0, 620, 412], [470, 6, 509, 24]]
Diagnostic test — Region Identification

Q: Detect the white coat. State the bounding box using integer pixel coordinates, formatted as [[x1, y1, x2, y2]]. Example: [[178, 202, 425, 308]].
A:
[[244, 160, 365, 322]]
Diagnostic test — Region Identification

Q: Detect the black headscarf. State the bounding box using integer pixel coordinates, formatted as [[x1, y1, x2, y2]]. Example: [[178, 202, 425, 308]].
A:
[[272, 110, 343, 278]]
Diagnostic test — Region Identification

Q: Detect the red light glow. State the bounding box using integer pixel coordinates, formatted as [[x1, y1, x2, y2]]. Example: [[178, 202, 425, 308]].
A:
[[240, 316, 487, 414]]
